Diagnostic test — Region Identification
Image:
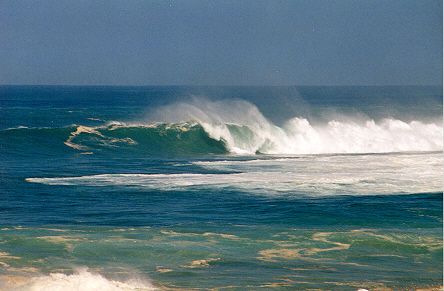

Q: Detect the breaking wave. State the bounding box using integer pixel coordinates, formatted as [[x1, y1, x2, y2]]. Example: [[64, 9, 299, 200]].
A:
[[3, 98, 442, 156], [141, 98, 443, 154], [195, 116, 442, 155]]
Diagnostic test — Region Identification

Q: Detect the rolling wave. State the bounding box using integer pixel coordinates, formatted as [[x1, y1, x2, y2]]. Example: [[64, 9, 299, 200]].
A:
[[3, 99, 442, 156], [198, 117, 443, 154], [144, 97, 444, 154]]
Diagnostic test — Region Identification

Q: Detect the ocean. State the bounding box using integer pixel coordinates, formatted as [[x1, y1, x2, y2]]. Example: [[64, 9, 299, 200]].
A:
[[1, 85, 442, 291]]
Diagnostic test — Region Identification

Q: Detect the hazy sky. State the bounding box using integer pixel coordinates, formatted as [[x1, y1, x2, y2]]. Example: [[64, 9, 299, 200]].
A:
[[1, 0, 442, 86]]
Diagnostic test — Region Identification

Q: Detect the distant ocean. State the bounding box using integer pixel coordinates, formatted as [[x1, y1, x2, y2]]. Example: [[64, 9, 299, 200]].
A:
[[1, 85, 442, 291]]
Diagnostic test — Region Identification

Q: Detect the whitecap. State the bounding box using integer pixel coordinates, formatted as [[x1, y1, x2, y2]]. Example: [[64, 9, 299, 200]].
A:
[[7, 268, 157, 291]]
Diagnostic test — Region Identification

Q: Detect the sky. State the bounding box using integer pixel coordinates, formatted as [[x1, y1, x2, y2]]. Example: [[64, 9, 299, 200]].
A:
[[1, 0, 442, 86]]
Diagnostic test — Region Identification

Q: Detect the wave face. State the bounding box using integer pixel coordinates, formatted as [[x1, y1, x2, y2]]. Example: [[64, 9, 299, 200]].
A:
[[2, 122, 228, 157], [3, 98, 442, 156]]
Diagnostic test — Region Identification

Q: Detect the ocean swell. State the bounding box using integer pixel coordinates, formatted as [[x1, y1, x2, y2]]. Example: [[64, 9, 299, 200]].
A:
[[3, 98, 442, 156]]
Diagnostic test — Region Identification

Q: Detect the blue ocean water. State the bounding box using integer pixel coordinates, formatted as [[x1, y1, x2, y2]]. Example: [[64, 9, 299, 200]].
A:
[[1, 86, 443, 291]]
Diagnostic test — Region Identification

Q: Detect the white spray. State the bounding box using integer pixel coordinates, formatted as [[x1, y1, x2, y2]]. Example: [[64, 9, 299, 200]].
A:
[[146, 97, 443, 155]]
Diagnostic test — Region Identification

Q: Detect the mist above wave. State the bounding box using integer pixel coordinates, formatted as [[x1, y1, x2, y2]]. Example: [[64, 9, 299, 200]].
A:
[[144, 97, 443, 155]]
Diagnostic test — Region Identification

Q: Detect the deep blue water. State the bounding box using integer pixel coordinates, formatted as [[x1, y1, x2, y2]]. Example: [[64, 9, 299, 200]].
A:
[[1, 86, 442, 291]]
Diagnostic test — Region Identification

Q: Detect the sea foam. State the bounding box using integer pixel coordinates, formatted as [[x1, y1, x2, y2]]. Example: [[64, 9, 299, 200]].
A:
[[7, 268, 157, 291], [26, 152, 443, 196]]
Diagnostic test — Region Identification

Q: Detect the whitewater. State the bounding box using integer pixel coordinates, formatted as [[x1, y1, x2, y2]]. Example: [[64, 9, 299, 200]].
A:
[[143, 96, 443, 154]]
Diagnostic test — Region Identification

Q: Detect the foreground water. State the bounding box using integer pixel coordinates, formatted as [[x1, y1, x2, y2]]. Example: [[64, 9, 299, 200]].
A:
[[1, 86, 442, 290]]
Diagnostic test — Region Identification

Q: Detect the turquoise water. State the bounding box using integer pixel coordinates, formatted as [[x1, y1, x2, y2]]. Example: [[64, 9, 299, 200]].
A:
[[1, 86, 442, 290]]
